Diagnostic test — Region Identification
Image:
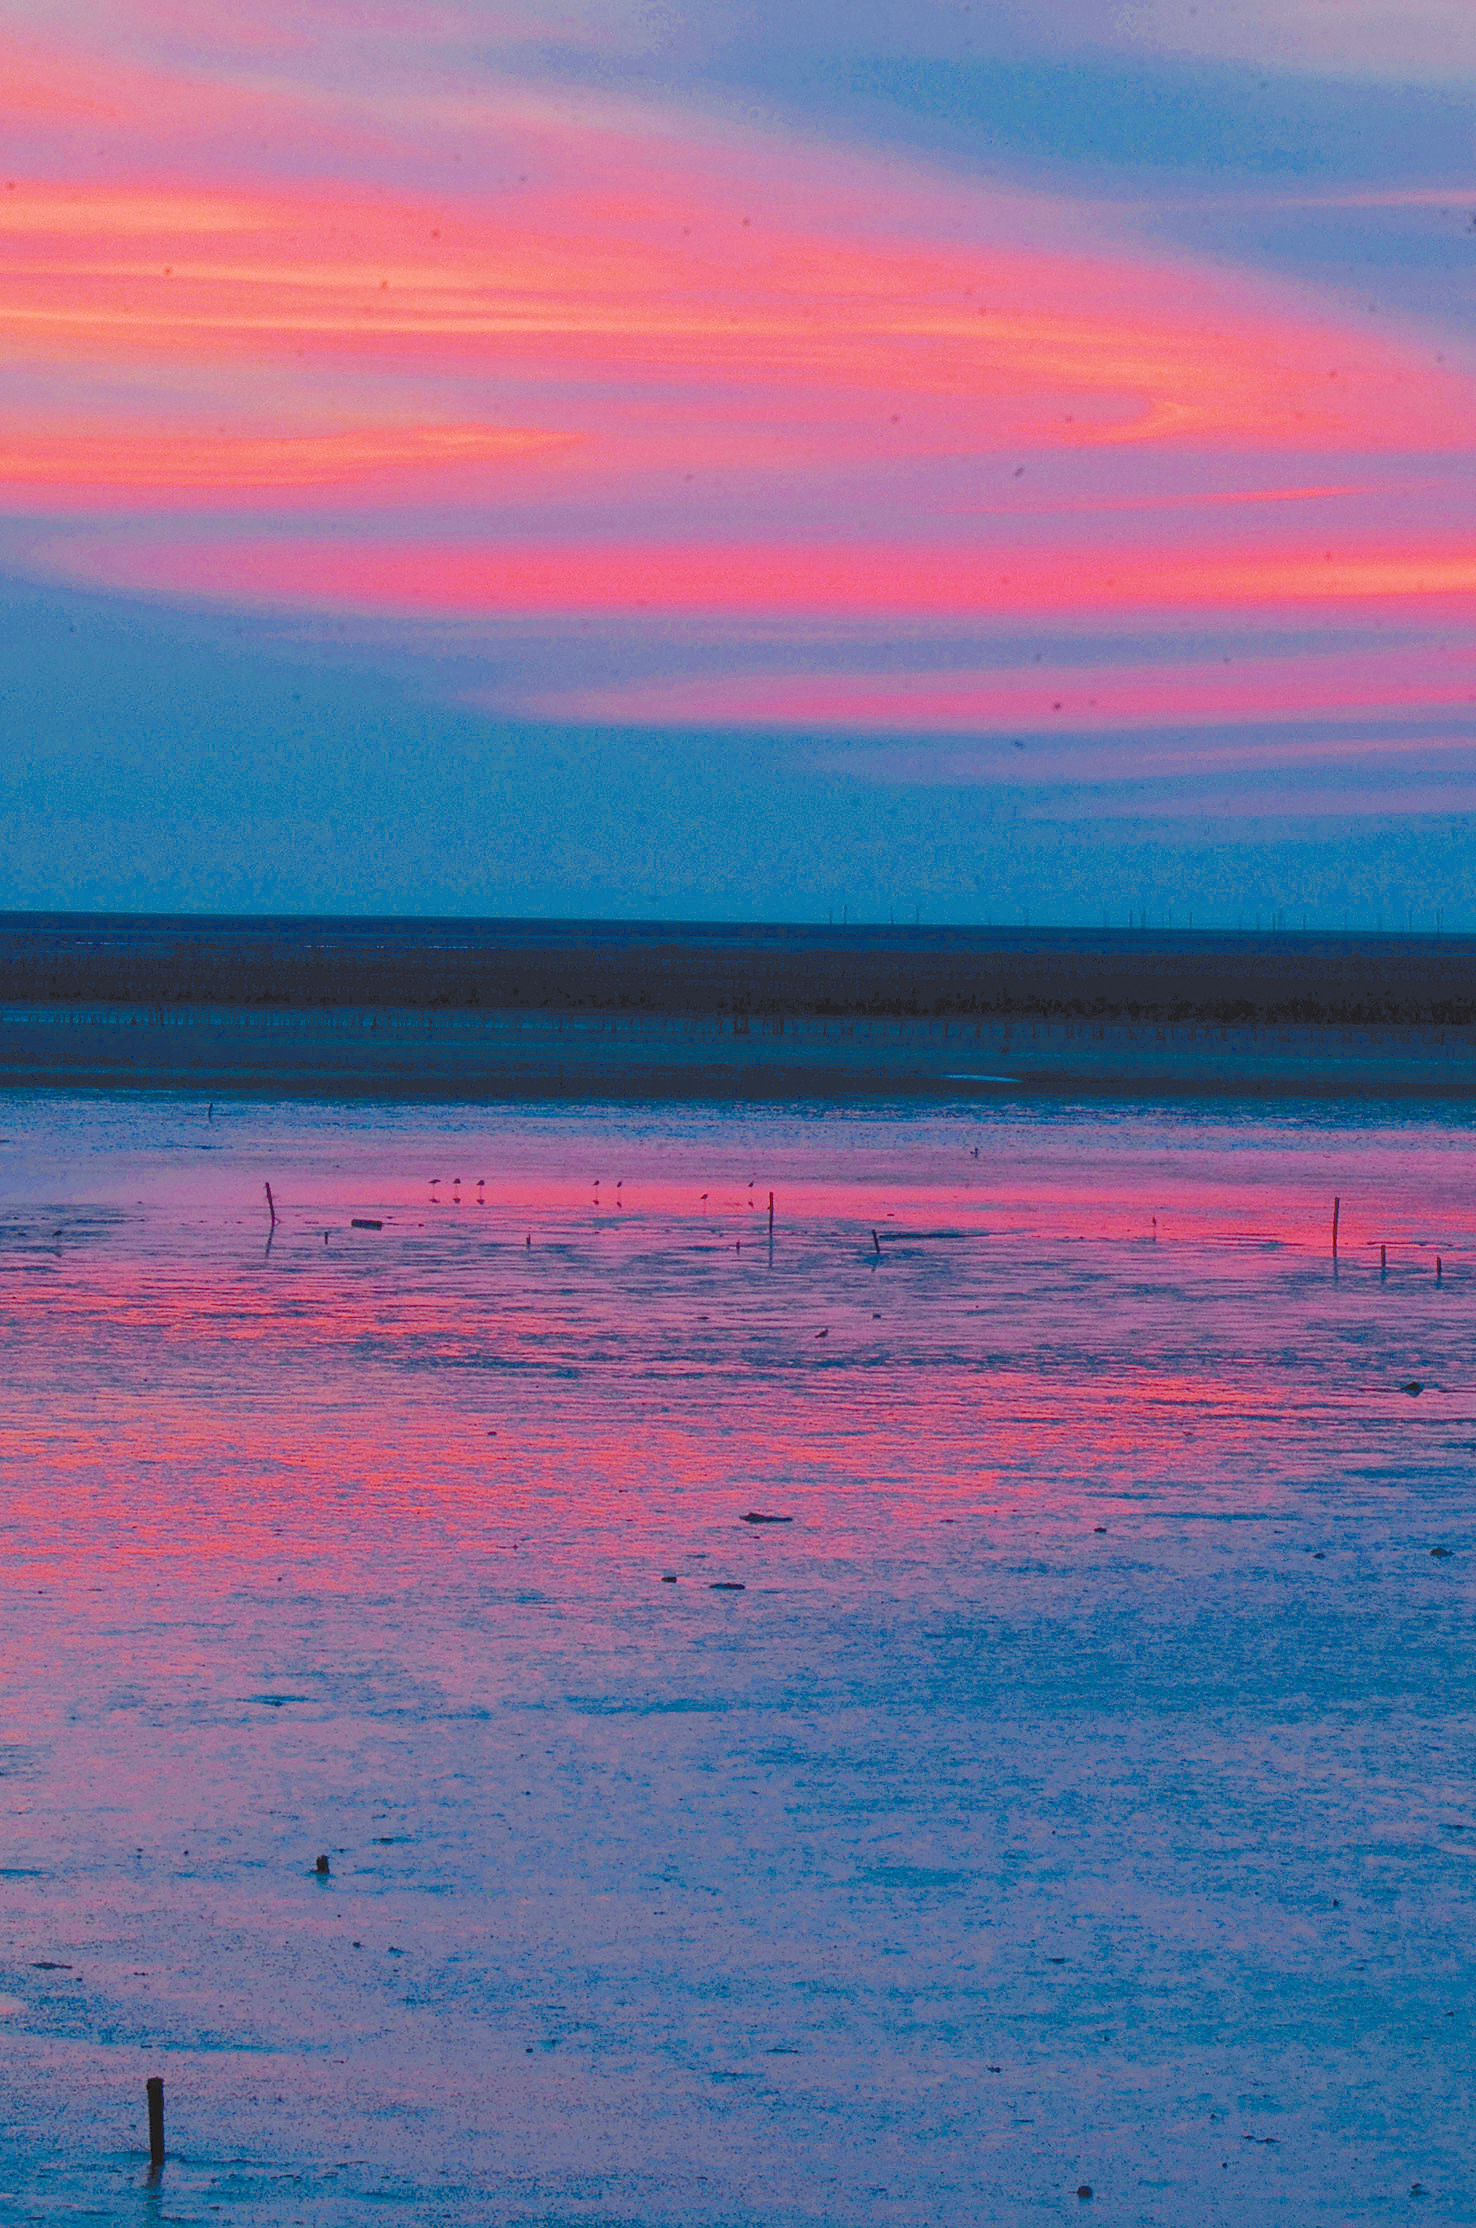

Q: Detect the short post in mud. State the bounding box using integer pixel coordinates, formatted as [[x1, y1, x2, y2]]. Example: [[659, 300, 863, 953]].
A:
[[146, 2076, 165, 2173]]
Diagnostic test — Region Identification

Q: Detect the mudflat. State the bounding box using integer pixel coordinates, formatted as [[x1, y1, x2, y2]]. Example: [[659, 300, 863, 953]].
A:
[[0, 1091, 1470, 2225]]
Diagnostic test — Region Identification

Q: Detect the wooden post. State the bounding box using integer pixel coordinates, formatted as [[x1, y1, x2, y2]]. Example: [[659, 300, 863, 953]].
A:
[[1331, 1196, 1340, 1259], [264, 1182, 277, 1228], [768, 1191, 774, 1237], [146, 2076, 164, 2172]]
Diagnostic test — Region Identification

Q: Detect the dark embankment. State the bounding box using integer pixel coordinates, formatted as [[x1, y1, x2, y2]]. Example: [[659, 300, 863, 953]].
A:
[[3, 914, 1476, 1023], [1, 915, 1474, 1099]]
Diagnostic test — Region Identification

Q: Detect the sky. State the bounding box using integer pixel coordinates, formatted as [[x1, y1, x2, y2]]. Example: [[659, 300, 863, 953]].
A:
[[3, 0, 1476, 923]]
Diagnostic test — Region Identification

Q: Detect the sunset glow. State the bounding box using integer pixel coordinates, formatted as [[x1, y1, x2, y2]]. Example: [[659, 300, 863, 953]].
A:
[[3, 0, 1476, 912]]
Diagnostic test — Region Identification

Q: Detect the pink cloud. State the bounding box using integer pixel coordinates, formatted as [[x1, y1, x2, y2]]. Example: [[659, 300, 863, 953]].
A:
[[0, 157, 1461, 460], [522, 646, 1476, 735], [7, 0, 1476, 797], [48, 534, 1476, 621], [0, 22, 1472, 537], [794, 728, 1476, 817]]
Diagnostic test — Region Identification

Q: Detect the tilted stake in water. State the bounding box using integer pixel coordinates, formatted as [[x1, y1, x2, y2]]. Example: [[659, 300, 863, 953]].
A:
[[146, 2076, 164, 2173], [264, 1182, 277, 1228], [1332, 1196, 1340, 1259]]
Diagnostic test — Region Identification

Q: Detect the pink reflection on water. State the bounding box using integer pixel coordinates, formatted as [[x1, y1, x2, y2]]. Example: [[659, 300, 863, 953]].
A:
[[3, 1095, 1476, 2225], [3, 1097, 1473, 1590]]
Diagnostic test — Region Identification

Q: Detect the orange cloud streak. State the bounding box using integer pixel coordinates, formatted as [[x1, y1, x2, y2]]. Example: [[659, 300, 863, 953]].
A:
[[0, 47, 1469, 524], [53, 535, 1476, 621], [0, 171, 1458, 456], [0, 423, 572, 505]]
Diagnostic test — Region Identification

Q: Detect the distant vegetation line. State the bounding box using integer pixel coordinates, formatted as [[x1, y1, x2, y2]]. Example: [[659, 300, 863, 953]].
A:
[[1, 916, 1474, 1029]]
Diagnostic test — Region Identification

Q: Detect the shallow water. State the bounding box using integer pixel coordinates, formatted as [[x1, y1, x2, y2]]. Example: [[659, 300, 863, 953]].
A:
[[1, 1091, 1473, 2225]]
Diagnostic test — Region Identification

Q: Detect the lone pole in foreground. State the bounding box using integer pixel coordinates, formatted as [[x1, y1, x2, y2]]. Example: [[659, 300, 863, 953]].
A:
[[1331, 1196, 1340, 1259], [146, 2076, 165, 2173]]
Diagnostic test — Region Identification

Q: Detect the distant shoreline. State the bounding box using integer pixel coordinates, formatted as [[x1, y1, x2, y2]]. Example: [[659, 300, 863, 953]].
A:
[[2, 914, 1476, 1033]]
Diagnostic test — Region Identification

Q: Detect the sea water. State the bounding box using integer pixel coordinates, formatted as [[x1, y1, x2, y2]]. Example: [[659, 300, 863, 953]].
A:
[[0, 1090, 1473, 2225]]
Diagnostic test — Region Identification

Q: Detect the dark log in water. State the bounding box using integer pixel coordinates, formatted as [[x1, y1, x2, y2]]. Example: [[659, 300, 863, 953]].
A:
[[146, 2077, 164, 2173]]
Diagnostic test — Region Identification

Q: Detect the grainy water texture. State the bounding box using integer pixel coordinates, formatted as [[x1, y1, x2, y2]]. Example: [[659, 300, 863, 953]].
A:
[[0, 1091, 1472, 2226]]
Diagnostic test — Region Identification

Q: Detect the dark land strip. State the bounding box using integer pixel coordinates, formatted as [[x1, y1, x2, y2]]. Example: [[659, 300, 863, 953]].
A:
[[1, 916, 1474, 1100]]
